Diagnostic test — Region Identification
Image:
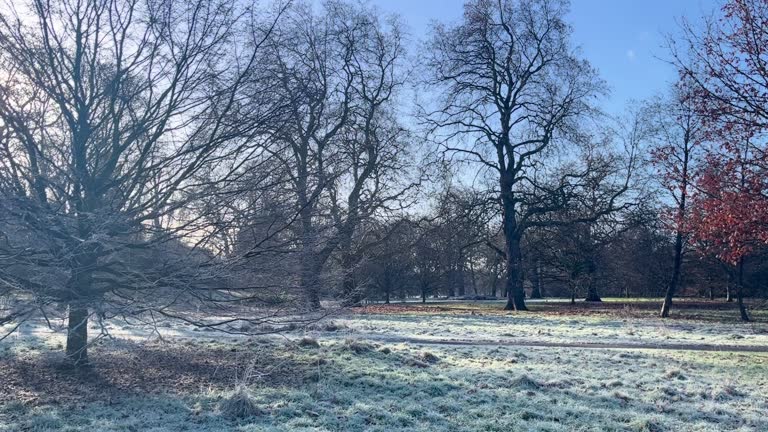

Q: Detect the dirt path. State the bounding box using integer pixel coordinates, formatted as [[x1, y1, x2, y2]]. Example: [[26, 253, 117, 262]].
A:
[[352, 334, 768, 353]]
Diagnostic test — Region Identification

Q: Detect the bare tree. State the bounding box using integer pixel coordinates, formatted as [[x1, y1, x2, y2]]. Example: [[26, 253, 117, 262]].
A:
[[255, 0, 416, 309], [330, 7, 418, 305], [423, 0, 630, 310], [0, 0, 285, 366], [533, 129, 643, 303]]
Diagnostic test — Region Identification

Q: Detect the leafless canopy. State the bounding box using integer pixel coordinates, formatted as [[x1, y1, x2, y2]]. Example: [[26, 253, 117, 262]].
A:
[[0, 0, 294, 363], [422, 0, 633, 310]]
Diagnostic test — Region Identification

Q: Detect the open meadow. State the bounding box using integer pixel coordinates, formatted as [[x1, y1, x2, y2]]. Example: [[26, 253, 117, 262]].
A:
[[2, 300, 767, 432]]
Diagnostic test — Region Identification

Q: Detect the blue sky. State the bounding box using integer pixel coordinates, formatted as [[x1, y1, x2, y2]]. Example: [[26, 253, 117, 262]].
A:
[[369, 0, 721, 116]]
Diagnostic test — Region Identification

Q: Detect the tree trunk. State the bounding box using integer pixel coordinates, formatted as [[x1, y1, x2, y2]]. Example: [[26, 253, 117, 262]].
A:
[[500, 175, 526, 311], [65, 305, 89, 366], [660, 230, 684, 318], [529, 260, 542, 299], [503, 232, 527, 310], [569, 280, 576, 305], [490, 257, 499, 298], [582, 229, 601, 302], [457, 266, 466, 297], [298, 189, 322, 310], [341, 274, 358, 306], [736, 258, 749, 322], [584, 288, 601, 302], [340, 251, 361, 306], [65, 246, 96, 367], [736, 286, 749, 322], [584, 278, 601, 302], [301, 255, 322, 310], [726, 271, 734, 302], [469, 260, 477, 295]]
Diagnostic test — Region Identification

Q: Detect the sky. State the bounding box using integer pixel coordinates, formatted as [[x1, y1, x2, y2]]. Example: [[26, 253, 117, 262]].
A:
[[368, 0, 721, 116]]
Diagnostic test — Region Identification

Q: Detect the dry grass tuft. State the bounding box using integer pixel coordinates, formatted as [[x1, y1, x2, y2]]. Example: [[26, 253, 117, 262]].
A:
[[519, 409, 545, 421], [613, 391, 631, 403], [404, 358, 430, 368], [342, 338, 374, 354], [663, 369, 686, 380], [418, 351, 440, 364], [321, 322, 345, 332], [219, 387, 264, 420], [711, 383, 746, 400], [630, 418, 665, 432], [298, 336, 320, 348], [308, 321, 346, 332], [511, 374, 543, 389]]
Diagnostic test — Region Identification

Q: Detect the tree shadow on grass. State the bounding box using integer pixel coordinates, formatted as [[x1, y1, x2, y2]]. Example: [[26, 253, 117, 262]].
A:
[[0, 338, 309, 407]]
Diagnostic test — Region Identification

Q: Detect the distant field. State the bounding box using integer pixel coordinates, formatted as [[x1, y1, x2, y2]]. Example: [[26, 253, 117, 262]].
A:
[[1, 300, 767, 431], [364, 297, 768, 322]]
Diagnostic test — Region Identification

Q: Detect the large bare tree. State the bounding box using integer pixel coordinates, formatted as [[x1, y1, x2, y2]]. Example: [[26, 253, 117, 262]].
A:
[[423, 0, 624, 310], [0, 0, 284, 366], [254, 0, 416, 309]]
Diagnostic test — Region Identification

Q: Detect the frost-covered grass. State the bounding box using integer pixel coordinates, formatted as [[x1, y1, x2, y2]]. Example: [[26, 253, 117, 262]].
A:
[[2, 301, 768, 431], [334, 312, 768, 347], [332, 299, 768, 348]]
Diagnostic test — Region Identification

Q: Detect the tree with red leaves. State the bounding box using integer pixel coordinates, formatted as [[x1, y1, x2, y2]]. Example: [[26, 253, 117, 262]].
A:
[[672, 0, 768, 321], [646, 81, 704, 318]]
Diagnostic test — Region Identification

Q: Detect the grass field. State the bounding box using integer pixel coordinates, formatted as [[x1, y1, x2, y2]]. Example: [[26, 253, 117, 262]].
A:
[[1, 299, 767, 431]]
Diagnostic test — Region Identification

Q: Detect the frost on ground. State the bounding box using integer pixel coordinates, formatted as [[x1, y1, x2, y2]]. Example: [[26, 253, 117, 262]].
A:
[[1, 302, 767, 431], [335, 301, 768, 348]]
